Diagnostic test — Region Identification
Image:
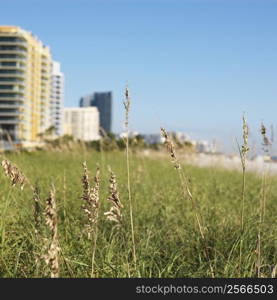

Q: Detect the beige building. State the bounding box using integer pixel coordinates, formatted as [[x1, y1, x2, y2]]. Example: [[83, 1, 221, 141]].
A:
[[0, 26, 52, 145], [64, 107, 100, 141]]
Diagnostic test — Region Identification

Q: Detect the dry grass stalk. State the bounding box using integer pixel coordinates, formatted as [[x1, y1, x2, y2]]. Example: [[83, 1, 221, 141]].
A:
[[255, 231, 262, 278], [44, 185, 60, 278], [104, 168, 123, 226], [238, 114, 249, 232], [1, 159, 26, 190], [33, 182, 42, 237], [160, 127, 195, 216], [256, 122, 271, 277], [241, 115, 249, 169], [160, 128, 181, 170], [261, 123, 271, 154], [81, 162, 101, 277], [260, 122, 271, 221], [33, 181, 43, 275], [123, 86, 137, 269], [160, 127, 214, 277], [81, 162, 100, 237], [237, 114, 249, 276], [123, 87, 131, 129]]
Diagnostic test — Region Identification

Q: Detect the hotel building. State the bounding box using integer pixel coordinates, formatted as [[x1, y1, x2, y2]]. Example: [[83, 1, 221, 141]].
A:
[[0, 26, 52, 145], [50, 61, 64, 136], [80, 91, 112, 133], [64, 107, 100, 141]]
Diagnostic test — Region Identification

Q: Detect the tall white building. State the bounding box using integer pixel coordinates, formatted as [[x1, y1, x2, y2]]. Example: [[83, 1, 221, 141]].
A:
[[64, 107, 100, 141], [50, 61, 64, 136]]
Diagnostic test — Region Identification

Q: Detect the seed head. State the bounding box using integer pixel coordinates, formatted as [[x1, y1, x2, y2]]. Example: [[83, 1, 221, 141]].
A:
[[1, 159, 26, 190], [123, 86, 131, 129], [104, 169, 123, 227], [44, 185, 60, 278], [81, 162, 100, 236], [261, 122, 271, 153], [241, 115, 249, 156], [160, 127, 181, 169]]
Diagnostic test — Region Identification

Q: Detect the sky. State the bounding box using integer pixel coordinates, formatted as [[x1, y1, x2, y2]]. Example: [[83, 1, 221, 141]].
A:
[[1, 0, 277, 153]]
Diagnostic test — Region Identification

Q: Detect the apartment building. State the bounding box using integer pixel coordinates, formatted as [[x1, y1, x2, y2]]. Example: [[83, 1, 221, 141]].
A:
[[80, 91, 112, 133], [0, 25, 52, 145], [50, 61, 64, 136], [64, 107, 100, 141]]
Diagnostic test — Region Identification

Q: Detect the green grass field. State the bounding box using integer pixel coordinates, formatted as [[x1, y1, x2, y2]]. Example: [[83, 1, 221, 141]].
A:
[[0, 148, 277, 278]]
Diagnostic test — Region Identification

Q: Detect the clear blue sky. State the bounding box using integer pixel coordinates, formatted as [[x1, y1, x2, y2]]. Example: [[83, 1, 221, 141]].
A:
[[1, 0, 277, 153]]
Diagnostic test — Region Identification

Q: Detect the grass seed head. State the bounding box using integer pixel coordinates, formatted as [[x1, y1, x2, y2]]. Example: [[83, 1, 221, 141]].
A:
[[242, 115, 249, 155], [44, 185, 60, 278], [261, 122, 271, 153], [104, 168, 123, 227], [160, 127, 181, 169], [1, 159, 26, 190], [123, 86, 131, 129], [81, 162, 100, 236], [240, 115, 249, 169]]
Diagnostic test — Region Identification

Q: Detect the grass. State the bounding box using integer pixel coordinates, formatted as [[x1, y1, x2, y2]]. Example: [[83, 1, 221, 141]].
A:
[[0, 148, 277, 277]]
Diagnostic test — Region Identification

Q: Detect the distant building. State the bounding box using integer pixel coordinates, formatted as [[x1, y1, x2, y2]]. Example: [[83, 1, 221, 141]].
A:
[[50, 61, 64, 136], [143, 134, 163, 145], [79, 94, 92, 107], [119, 131, 139, 139], [64, 107, 100, 141], [196, 140, 216, 153], [80, 91, 112, 133], [0, 25, 52, 145], [175, 132, 191, 143]]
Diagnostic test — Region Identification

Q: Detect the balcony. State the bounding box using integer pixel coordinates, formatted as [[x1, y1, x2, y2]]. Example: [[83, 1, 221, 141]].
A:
[[0, 94, 24, 101], [0, 82, 25, 87], [0, 66, 25, 72], [0, 113, 20, 123], [0, 78, 25, 84], [0, 103, 22, 108], [0, 49, 27, 56], [41, 55, 49, 62], [0, 111, 20, 116], [0, 89, 24, 95], [0, 73, 25, 79], [0, 57, 26, 63], [0, 42, 28, 50], [0, 68, 25, 74], [0, 37, 28, 46], [0, 45, 27, 51], [0, 119, 20, 124], [0, 53, 27, 60]]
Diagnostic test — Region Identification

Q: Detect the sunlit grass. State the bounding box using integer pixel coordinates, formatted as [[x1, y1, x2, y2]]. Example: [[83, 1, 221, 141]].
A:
[[0, 148, 277, 277]]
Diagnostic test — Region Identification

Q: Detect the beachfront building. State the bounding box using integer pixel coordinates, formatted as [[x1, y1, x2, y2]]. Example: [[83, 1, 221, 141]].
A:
[[0, 25, 52, 146], [80, 91, 112, 133], [50, 61, 64, 136], [64, 107, 100, 141]]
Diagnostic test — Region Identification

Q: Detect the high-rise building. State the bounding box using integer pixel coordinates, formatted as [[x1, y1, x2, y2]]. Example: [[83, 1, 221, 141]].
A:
[[64, 107, 100, 141], [50, 61, 64, 136], [80, 91, 112, 133], [0, 26, 52, 145]]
